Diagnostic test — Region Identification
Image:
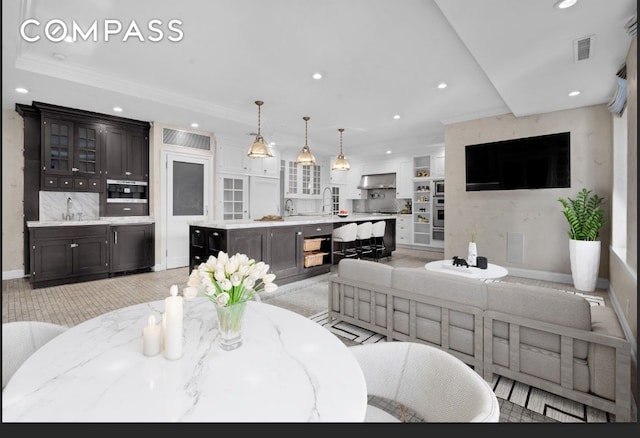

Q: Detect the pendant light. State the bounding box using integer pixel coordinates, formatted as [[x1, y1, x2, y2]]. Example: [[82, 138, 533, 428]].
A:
[[246, 100, 272, 158], [295, 116, 316, 166], [331, 128, 350, 171]]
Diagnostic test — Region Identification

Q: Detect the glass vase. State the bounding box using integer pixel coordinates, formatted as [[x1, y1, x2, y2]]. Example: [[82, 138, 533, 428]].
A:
[[215, 301, 247, 351]]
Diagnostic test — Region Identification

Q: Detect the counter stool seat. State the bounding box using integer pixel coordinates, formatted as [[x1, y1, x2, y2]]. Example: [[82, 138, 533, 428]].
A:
[[371, 220, 387, 262], [355, 222, 373, 259], [332, 223, 358, 260]]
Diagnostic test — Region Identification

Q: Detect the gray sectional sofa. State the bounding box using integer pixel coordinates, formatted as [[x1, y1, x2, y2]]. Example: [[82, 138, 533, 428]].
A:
[[328, 258, 632, 422]]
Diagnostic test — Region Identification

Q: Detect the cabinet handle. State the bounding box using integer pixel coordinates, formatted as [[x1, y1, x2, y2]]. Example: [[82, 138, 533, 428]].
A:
[[195, 255, 201, 260], [195, 230, 201, 234], [72, 167, 79, 172], [297, 231, 302, 235], [123, 207, 132, 211], [316, 228, 321, 231], [114, 231, 118, 244], [70, 243, 79, 248], [125, 171, 132, 175], [212, 232, 219, 236]]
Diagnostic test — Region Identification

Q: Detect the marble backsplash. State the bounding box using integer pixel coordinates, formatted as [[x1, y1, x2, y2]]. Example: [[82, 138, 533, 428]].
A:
[[39, 191, 100, 221]]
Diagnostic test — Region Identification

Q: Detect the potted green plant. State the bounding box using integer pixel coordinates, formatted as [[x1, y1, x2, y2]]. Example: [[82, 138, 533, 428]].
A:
[[558, 188, 607, 291]]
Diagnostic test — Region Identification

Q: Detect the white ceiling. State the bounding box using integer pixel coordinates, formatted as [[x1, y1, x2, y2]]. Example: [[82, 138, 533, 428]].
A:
[[2, 0, 636, 161]]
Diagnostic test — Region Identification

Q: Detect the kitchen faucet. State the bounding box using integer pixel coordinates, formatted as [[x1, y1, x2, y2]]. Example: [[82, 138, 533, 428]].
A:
[[321, 187, 333, 215], [64, 197, 75, 221], [284, 198, 294, 216]]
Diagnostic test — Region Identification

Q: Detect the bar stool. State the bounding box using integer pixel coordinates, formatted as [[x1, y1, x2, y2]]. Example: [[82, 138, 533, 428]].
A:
[[355, 222, 373, 259], [332, 223, 358, 261], [371, 220, 386, 262]]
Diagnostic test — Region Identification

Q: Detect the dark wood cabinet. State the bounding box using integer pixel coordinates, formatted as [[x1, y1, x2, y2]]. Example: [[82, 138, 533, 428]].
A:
[[30, 225, 109, 288], [110, 224, 154, 274], [40, 116, 103, 192], [104, 125, 149, 181], [269, 226, 303, 279], [227, 228, 268, 263]]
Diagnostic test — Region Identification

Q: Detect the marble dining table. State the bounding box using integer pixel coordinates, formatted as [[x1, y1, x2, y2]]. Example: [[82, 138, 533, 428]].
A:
[[2, 298, 367, 422]]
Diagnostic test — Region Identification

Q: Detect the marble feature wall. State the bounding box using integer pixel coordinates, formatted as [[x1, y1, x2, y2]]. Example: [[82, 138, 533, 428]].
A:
[[443, 104, 613, 278], [2, 109, 24, 273], [39, 191, 100, 221]]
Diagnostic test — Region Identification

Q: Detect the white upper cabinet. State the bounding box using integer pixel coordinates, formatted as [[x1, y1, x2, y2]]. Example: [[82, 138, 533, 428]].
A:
[[284, 161, 322, 198], [431, 154, 445, 178], [330, 167, 348, 185], [217, 145, 279, 178], [396, 160, 412, 199], [344, 162, 364, 199]]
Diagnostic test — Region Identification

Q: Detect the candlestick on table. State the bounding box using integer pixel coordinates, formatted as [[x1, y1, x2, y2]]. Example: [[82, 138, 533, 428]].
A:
[[143, 315, 161, 357], [164, 284, 183, 360]]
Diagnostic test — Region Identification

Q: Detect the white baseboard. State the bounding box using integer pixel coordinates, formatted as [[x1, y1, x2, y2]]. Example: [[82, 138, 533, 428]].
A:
[[153, 263, 166, 272], [506, 266, 609, 290], [2, 269, 27, 280]]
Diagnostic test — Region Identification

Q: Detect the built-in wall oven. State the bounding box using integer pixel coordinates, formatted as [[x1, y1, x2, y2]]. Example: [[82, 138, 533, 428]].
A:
[[434, 179, 445, 196], [105, 179, 149, 216], [432, 196, 444, 240]]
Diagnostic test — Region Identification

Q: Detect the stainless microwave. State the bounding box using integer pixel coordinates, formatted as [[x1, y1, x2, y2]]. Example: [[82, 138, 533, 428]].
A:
[[434, 180, 445, 195]]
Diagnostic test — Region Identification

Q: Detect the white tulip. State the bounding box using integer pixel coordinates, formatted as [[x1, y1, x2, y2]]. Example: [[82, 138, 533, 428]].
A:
[[217, 251, 229, 265], [216, 292, 230, 306], [243, 277, 255, 290], [230, 272, 243, 287], [263, 273, 276, 284], [214, 270, 226, 282], [219, 278, 232, 291], [225, 260, 239, 275], [264, 283, 278, 293]]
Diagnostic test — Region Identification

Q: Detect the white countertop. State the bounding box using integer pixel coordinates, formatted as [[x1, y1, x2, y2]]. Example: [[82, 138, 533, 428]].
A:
[[191, 213, 397, 230], [27, 217, 155, 227], [2, 299, 367, 422]]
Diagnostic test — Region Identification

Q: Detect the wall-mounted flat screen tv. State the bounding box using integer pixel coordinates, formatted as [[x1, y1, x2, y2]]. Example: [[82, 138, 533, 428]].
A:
[[465, 132, 570, 191]]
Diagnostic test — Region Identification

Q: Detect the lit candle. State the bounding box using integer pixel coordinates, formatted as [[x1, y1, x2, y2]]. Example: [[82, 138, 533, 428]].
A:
[[163, 284, 183, 360], [143, 315, 161, 357]]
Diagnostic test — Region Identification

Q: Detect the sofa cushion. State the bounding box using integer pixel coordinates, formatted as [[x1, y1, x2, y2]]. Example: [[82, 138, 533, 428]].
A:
[[338, 259, 394, 287], [391, 267, 488, 309]]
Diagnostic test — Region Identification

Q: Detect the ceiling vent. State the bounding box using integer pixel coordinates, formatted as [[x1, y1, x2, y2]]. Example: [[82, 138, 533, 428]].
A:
[[573, 35, 594, 62], [162, 127, 211, 150]]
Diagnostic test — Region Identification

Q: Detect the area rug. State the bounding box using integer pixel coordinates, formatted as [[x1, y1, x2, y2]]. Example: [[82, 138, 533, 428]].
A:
[[310, 310, 615, 423]]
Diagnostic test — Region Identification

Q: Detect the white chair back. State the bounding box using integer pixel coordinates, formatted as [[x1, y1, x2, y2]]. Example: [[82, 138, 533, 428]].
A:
[[349, 342, 500, 422], [371, 221, 386, 237], [332, 222, 357, 242]]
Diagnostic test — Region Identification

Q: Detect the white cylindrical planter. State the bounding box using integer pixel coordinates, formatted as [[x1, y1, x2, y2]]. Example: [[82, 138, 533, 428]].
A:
[[569, 239, 601, 292]]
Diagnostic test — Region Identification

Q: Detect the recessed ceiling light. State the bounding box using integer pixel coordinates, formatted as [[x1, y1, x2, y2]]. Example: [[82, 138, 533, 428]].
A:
[[437, 82, 447, 89], [386, 150, 392, 154], [312, 72, 322, 80], [15, 87, 29, 93], [113, 106, 123, 112], [393, 114, 400, 120], [554, 0, 577, 9], [52, 52, 66, 61], [568, 90, 581, 97], [269, 142, 276, 146], [191, 122, 199, 128]]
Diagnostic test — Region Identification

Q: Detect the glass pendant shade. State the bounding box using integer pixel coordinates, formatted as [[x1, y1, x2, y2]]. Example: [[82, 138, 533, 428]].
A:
[[331, 128, 350, 170], [295, 116, 316, 166], [247, 101, 273, 158]]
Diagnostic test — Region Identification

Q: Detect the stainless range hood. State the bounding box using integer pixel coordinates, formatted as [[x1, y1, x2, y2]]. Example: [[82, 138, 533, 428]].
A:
[[357, 173, 396, 189]]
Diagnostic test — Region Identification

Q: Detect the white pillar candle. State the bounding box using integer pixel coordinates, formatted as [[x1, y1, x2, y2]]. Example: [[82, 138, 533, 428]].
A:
[[143, 315, 161, 357], [163, 284, 183, 360], [161, 312, 166, 350]]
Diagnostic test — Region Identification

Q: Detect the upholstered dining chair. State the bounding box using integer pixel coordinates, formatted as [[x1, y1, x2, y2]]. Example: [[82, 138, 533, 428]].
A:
[[2, 321, 68, 390], [349, 341, 500, 422]]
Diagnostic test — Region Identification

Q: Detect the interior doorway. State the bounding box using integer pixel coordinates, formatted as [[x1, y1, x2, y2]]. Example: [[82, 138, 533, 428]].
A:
[[163, 151, 212, 269]]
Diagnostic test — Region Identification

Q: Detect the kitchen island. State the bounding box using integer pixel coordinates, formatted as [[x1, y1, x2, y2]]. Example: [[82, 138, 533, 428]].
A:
[[189, 214, 396, 286]]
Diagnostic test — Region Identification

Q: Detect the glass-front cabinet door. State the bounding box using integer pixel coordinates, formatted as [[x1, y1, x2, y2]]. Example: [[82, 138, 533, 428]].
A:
[[42, 117, 73, 175], [219, 175, 248, 220]]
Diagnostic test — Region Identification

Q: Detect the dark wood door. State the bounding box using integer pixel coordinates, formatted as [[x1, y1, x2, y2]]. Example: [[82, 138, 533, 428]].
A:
[[74, 122, 101, 176], [31, 238, 73, 281], [228, 228, 267, 263], [73, 235, 109, 275], [42, 117, 74, 175], [269, 226, 302, 279], [126, 128, 148, 180], [110, 225, 152, 273], [104, 125, 128, 179]]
